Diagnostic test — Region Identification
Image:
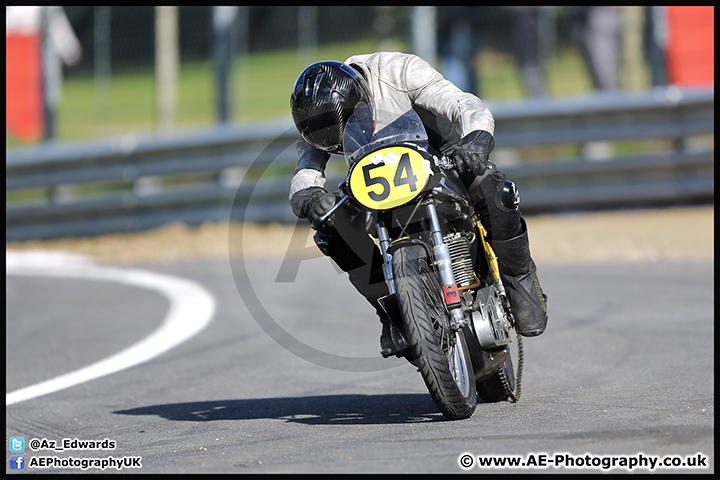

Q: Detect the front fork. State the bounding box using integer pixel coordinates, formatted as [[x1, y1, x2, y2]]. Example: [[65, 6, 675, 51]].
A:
[[376, 219, 395, 296], [377, 203, 468, 330]]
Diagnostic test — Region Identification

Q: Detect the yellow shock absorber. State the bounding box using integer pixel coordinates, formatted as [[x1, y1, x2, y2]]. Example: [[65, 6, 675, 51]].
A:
[[475, 216, 502, 284]]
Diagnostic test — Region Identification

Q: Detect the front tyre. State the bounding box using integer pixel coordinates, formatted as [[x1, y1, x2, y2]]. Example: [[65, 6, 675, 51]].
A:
[[393, 245, 477, 420]]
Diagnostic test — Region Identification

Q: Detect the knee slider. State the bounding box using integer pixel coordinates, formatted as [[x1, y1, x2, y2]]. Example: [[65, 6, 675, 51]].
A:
[[313, 229, 366, 273], [313, 230, 333, 257], [501, 180, 520, 210]]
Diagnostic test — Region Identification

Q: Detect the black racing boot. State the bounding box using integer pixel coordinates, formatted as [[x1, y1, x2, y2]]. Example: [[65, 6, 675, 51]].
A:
[[380, 315, 410, 358], [491, 220, 548, 337]]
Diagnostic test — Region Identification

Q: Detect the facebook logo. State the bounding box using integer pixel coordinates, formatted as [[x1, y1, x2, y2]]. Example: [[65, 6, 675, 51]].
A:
[[9, 436, 25, 452], [10, 455, 25, 470]]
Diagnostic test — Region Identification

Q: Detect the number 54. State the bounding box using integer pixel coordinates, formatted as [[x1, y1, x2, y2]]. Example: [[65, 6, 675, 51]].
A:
[[362, 153, 418, 201]]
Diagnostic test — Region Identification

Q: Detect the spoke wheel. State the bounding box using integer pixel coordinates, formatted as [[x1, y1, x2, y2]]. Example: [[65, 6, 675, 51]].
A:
[[393, 245, 477, 420]]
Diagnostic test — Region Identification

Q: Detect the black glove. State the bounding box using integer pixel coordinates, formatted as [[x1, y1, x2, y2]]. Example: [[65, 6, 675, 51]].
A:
[[450, 130, 495, 176], [290, 187, 338, 230]]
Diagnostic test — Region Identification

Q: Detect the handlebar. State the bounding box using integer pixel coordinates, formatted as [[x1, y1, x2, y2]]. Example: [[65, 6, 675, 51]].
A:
[[436, 154, 455, 170]]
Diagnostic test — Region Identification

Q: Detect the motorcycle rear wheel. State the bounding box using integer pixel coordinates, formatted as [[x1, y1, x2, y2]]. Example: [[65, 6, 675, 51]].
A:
[[477, 325, 521, 402], [393, 245, 477, 420], [476, 347, 515, 402]]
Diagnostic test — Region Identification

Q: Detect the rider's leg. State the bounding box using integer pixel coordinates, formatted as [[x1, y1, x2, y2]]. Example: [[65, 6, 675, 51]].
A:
[[464, 165, 548, 337], [312, 205, 406, 355]]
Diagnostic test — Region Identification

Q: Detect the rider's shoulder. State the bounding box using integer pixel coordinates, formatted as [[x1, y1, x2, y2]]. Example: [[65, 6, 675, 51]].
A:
[[345, 52, 439, 91]]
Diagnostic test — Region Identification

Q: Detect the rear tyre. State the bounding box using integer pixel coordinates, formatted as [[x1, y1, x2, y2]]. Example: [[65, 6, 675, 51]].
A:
[[393, 245, 477, 420], [477, 328, 519, 403]]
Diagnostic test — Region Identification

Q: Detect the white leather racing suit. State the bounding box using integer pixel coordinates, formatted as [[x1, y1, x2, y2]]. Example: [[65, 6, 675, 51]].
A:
[[289, 51, 495, 202]]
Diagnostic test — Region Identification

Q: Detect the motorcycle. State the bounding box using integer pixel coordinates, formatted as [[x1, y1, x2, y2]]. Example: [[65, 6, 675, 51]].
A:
[[319, 99, 523, 420]]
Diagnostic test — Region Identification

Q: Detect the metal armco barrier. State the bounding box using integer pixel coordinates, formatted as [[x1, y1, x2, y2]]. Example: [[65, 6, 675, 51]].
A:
[[6, 87, 714, 241]]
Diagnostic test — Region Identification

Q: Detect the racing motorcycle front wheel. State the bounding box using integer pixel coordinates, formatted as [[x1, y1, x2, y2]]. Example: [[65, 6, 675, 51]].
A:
[[392, 245, 477, 420]]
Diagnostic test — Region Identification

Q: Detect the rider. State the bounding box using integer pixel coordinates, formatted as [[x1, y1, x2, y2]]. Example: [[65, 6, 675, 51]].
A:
[[289, 52, 547, 357]]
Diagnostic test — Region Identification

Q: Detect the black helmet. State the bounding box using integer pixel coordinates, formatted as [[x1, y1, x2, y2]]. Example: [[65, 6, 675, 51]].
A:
[[290, 61, 371, 154]]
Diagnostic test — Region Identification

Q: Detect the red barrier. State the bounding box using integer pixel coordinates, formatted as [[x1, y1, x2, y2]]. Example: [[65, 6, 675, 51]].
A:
[[666, 6, 714, 87], [6, 33, 44, 142]]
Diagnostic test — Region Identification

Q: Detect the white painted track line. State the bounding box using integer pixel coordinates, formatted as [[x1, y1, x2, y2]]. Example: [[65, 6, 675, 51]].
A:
[[6, 251, 216, 406]]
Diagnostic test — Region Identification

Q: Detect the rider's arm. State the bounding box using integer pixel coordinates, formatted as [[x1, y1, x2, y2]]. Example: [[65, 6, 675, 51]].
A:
[[403, 54, 495, 137], [289, 137, 330, 217], [403, 54, 495, 174]]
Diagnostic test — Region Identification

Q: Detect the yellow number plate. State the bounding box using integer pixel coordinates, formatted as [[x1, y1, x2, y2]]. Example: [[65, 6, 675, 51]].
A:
[[348, 146, 433, 210]]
